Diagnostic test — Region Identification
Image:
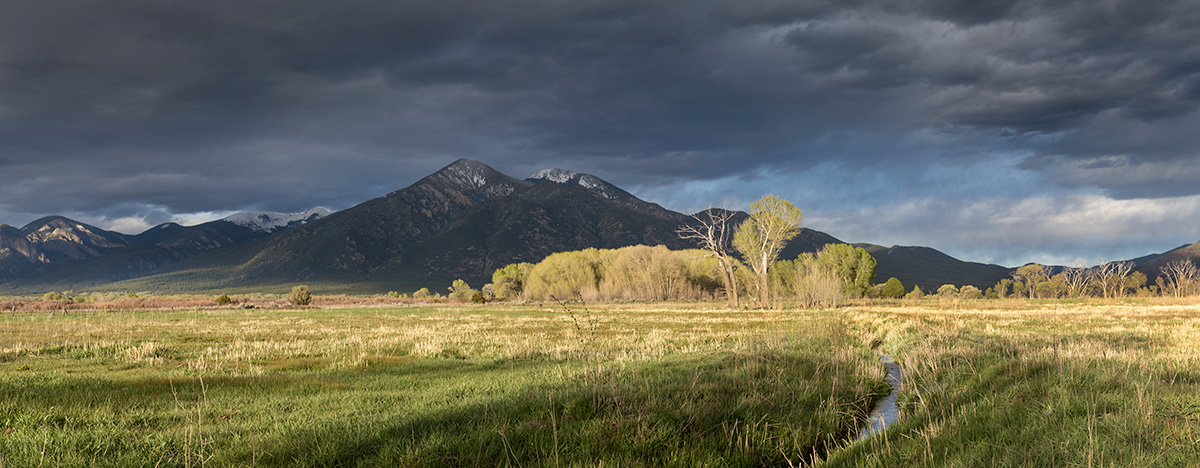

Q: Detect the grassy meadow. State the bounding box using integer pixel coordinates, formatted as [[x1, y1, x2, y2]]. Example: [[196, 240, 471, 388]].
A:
[[1, 298, 1198, 466]]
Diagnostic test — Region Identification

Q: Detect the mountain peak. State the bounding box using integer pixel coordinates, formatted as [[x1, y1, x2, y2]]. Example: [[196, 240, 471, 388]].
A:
[[0, 224, 22, 237], [19, 216, 126, 244], [222, 207, 331, 233], [414, 159, 529, 199]]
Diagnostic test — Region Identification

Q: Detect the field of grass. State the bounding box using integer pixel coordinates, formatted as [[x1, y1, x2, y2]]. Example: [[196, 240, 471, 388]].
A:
[[831, 298, 1200, 467], [0, 302, 886, 466], [1, 298, 1198, 466]]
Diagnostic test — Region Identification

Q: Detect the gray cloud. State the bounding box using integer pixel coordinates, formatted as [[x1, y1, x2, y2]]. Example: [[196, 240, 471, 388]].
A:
[[1, 0, 1197, 263]]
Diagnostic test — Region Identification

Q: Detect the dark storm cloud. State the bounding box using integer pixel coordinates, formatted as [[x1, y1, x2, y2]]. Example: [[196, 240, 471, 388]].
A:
[[1, 0, 1198, 255]]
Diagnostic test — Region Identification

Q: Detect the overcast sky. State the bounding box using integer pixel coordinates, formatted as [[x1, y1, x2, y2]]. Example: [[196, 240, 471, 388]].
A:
[[2, 0, 1198, 267]]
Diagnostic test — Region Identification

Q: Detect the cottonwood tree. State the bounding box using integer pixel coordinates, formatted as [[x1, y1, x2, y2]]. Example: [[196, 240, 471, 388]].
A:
[[732, 195, 804, 307], [1012, 264, 1051, 298], [1159, 259, 1198, 297], [1093, 261, 1134, 298], [993, 278, 1013, 298], [492, 262, 534, 300], [677, 208, 741, 308], [1061, 265, 1091, 298], [816, 244, 877, 298]]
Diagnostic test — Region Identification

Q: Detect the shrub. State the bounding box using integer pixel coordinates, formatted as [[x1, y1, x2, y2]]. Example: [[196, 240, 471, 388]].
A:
[[288, 285, 312, 306], [216, 294, 233, 305], [413, 288, 432, 299], [905, 285, 924, 300], [448, 279, 478, 302], [959, 285, 984, 299], [881, 277, 906, 299], [387, 291, 401, 298], [126, 293, 139, 298], [774, 254, 843, 308], [471, 291, 486, 304], [43, 291, 64, 301]]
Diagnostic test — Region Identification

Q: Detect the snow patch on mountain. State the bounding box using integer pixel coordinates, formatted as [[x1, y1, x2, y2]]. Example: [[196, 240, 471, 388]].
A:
[[222, 207, 331, 233], [432, 159, 526, 197], [527, 168, 630, 200], [528, 168, 578, 184]]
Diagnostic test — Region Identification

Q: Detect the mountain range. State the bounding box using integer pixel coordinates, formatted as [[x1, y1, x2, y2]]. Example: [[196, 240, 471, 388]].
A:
[[1, 159, 1196, 294]]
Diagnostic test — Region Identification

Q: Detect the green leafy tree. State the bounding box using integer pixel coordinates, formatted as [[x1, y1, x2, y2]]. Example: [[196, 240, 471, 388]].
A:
[[815, 244, 877, 298], [413, 288, 432, 299], [1125, 271, 1147, 295], [733, 195, 803, 307], [288, 285, 312, 306], [1012, 264, 1050, 298], [492, 262, 534, 300], [993, 278, 1013, 298], [936, 284, 959, 298], [448, 279, 478, 302], [42, 291, 64, 301], [880, 277, 905, 299], [905, 285, 924, 300]]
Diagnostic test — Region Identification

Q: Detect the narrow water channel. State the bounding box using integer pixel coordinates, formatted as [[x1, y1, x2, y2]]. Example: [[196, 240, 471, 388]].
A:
[[857, 354, 902, 440]]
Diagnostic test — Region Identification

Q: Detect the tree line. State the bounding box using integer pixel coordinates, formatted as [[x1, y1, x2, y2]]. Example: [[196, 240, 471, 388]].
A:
[[989, 259, 1199, 299], [489, 195, 878, 307], [483, 194, 1200, 306]]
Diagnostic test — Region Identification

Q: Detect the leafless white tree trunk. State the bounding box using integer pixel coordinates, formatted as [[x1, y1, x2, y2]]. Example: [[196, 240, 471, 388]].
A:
[[677, 208, 740, 308], [1093, 261, 1133, 298], [1061, 265, 1091, 298], [1160, 259, 1198, 297]]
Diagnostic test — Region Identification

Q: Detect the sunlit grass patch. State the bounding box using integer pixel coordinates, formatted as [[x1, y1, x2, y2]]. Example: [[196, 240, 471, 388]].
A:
[[0, 303, 888, 467]]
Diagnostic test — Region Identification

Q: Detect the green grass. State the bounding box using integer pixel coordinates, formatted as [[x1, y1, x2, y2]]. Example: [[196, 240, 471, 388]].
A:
[[828, 301, 1200, 467], [0, 304, 886, 466], [4, 299, 1198, 466]]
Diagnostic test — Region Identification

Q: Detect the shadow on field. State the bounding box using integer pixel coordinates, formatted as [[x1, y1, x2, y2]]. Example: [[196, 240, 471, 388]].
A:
[[230, 349, 880, 467]]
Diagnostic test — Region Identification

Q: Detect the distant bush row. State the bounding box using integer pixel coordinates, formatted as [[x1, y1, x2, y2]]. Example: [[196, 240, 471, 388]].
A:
[[488, 243, 879, 307]]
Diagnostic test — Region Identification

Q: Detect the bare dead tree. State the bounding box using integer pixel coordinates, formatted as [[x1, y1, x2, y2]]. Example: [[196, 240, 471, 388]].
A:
[[1160, 259, 1199, 297], [1093, 261, 1134, 298], [1061, 264, 1091, 298], [677, 208, 741, 308]]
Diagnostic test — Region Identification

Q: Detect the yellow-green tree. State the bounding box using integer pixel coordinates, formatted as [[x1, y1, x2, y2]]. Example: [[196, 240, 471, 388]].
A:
[[815, 244, 877, 298], [881, 277, 905, 299], [1012, 264, 1050, 298], [492, 262, 534, 300], [733, 195, 803, 307], [447, 279, 477, 302]]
